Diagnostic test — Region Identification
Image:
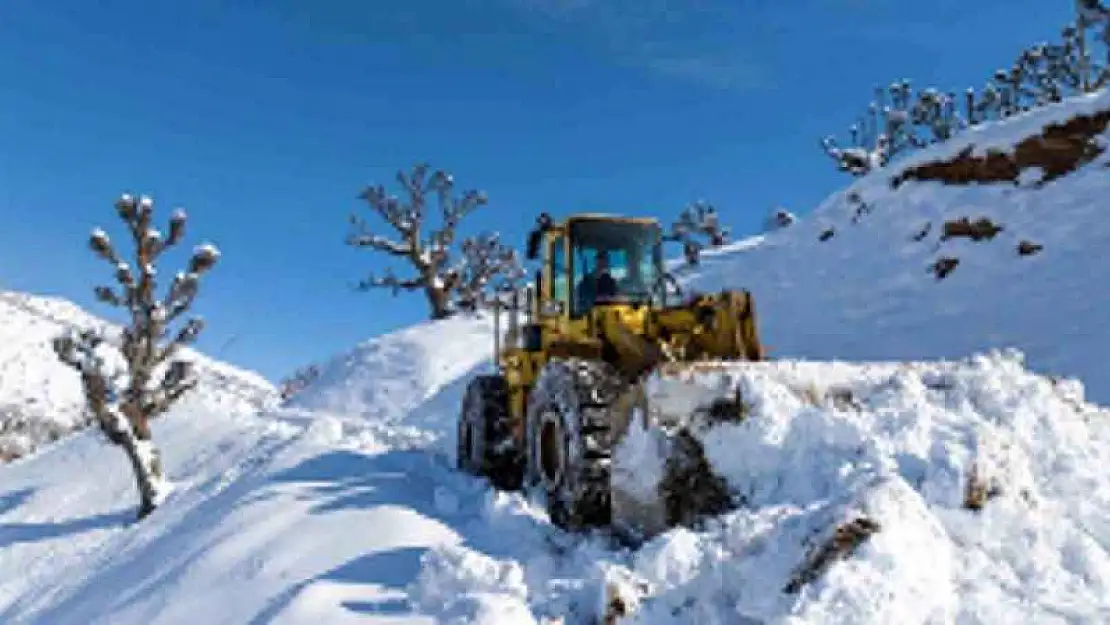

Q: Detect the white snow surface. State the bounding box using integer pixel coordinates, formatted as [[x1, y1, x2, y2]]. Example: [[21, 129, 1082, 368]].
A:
[[0, 290, 277, 460], [687, 87, 1110, 405], [1, 91, 1109, 625]]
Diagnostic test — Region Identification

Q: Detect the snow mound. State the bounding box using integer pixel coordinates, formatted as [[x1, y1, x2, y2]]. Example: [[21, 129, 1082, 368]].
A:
[[0, 290, 277, 461], [688, 89, 1110, 404], [594, 351, 1110, 624], [284, 314, 494, 435]]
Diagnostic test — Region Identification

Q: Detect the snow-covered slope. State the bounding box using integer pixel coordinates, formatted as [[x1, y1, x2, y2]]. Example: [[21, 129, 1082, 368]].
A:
[[0, 290, 278, 460], [688, 88, 1110, 405], [285, 316, 495, 450], [0, 315, 509, 625], [2, 91, 1109, 625], [3, 326, 1107, 624]]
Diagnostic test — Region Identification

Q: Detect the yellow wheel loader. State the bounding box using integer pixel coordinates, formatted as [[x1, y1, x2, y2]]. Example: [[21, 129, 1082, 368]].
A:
[[457, 212, 764, 540]]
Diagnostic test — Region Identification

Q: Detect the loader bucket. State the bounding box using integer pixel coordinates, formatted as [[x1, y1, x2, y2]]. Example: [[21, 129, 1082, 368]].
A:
[[609, 361, 750, 542]]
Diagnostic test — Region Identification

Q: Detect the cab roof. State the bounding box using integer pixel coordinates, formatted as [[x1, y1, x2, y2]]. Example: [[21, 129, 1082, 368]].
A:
[[560, 213, 660, 227]]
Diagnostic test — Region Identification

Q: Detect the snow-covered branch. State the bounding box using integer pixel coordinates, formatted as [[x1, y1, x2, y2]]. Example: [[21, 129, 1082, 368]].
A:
[[348, 162, 516, 320], [52, 192, 220, 521], [355, 268, 427, 294]]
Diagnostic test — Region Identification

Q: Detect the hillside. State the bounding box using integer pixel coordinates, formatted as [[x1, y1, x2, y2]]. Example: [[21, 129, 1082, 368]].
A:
[[689, 87, 1110, 405], [0, 91, 1108, 625], [0, 290, 278, 461]]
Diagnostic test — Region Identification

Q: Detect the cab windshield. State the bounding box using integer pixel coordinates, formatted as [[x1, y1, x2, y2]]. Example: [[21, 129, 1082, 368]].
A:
[[568, 219, 662, 316]]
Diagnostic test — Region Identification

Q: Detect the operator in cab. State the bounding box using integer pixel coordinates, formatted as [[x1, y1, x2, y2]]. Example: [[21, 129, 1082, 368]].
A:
[[576, 249, 618, 312]]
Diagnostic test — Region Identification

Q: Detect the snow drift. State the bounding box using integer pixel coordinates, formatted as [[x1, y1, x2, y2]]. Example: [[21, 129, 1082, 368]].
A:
[[606, 351, 1110, 624]]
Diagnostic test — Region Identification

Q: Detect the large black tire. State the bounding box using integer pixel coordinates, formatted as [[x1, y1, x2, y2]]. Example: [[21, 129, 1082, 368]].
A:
[[525, 358, 624, 531], [458, 375, 523, 491]]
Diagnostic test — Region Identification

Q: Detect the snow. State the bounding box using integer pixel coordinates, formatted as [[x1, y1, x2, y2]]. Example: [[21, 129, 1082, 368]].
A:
[[0, 290, 276, 460], [619, 353, 1110, 624], [192, 242, 220, 261], [611, 411, 668, 503], [285, 314, 496, 452], [687, 90, 1110, 405], [0, 91, 1109, 624]]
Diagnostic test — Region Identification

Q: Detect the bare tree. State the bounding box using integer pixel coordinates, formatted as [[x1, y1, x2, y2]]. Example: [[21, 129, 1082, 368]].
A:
[[52, 193, 220, 521], [347, 162, 495, 320], [665, 201, 730, 266]]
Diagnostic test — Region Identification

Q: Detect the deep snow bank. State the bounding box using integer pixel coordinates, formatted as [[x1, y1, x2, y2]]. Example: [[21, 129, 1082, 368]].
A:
[[286, 315, 493, 423], [0, 290, 277, 460], [687, 89, 1110, 404], [559, 350, 1110, 624]]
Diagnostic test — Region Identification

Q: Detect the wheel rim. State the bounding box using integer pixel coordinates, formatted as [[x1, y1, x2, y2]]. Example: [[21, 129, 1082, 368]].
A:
[[538, 411, 564, 488]]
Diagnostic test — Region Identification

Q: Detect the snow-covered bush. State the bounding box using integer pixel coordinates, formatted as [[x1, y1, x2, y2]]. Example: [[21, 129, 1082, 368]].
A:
[[764, 207, 797, 232], [52, 193, 220, 520], [822, 1, 1110, 175], [346, 162, 524, 320], [278, 363, 321, 401]]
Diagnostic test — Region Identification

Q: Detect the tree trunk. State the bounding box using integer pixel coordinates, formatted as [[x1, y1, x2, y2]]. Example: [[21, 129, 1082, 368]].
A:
[[426, 286, 452, 320], [119, 432, 167, 520]]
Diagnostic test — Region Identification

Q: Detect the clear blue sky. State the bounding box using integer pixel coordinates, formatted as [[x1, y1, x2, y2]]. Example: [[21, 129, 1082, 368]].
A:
[[0, 0, 1072, 382]]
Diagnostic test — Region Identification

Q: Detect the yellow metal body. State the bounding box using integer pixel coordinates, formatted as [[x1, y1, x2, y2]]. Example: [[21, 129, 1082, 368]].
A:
[[495, 213, 763, 447]]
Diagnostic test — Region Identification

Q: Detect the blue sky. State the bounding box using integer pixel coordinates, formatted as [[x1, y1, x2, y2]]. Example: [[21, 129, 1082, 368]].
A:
[[0, 0, 1072, 382]]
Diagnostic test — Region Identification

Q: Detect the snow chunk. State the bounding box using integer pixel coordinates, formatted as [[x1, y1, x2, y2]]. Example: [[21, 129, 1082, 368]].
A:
[[408, 543, 534, 624], [612, 409, 667, 502], [1017, 166, 1044, 187]]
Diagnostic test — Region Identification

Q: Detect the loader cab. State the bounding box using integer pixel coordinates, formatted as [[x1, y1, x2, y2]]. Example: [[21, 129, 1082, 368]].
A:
[[537, 216, 664, 319]]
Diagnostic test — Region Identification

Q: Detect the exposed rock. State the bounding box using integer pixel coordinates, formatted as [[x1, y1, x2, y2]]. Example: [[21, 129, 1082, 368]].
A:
[[784, 516, 882, 594], [942, 217, 1004, 242], [892, 108, 1110, 188], [964, 464, 1003, 511], [930, 256, 960, 280], [660, 429, 734, 528], [1018, 240, 1044, 256]]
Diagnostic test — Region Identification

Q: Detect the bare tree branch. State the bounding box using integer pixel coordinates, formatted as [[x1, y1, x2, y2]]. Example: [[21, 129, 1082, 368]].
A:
[[347, 162, 507, 320]]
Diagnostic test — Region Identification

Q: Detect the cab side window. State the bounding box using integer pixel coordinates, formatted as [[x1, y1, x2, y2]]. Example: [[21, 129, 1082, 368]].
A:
[[551, 235, 569, 307]]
